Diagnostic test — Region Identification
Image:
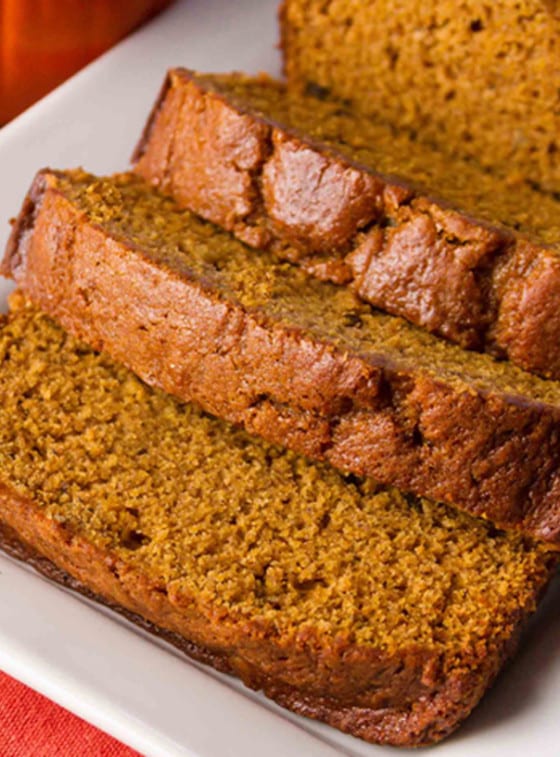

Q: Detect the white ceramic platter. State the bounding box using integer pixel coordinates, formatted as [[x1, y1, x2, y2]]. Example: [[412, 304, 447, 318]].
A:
[[1, 1, 560, 755]]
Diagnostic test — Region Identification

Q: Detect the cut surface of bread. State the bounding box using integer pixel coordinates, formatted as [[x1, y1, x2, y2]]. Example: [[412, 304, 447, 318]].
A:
[[133, 69, 560, 379], [0, 294, 555, 746], [280, 0, 560, 194], [5, 169, 560, 542]]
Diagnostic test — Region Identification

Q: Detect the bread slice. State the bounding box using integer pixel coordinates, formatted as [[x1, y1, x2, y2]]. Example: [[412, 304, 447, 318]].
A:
[[133, 69, 560, 380], [280, 1, 560, 194], [0, 293, 555, 746], [5, 169, 560, 543]]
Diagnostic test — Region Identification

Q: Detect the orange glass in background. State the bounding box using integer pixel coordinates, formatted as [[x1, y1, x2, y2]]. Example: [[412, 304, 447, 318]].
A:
[[0, 0, 175, 125]]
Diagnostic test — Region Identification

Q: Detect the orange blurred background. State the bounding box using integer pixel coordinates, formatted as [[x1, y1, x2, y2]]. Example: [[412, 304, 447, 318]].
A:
[[0, 0, 174, 125]]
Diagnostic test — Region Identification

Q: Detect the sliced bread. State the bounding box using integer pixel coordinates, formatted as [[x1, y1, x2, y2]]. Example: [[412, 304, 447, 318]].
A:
[[133, 69, 560, 379], [0, 294, 555, 746], [280, 0, 560, 193], [5, 169, 560, 542]]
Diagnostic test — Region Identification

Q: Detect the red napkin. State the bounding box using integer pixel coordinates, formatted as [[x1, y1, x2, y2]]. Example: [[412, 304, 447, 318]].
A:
[[0, 670, 141, 757]]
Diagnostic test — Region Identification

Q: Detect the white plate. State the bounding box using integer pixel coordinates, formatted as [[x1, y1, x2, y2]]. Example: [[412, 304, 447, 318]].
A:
[[0, 2, 560, 755]]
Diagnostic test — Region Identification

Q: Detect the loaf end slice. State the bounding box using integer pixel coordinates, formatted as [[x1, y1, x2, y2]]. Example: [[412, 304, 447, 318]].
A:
[[133, 68, 560, 380], [279, 1, 560, 194], [0, 294, 555, 746]]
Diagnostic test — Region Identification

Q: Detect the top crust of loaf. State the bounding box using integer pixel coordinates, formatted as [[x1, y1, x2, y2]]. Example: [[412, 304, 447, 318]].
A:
[[132, 69, 560, 380]]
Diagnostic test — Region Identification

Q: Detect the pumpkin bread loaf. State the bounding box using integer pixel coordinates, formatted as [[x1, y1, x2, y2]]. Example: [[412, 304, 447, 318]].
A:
[[0, 294, 555, 747], [133, 69, 560, 380], [280, 0, 560, 194], [6, 169, 560, 543]]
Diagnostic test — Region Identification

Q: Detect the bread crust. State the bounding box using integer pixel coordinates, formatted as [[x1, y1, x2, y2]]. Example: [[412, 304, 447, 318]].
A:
[[0, 486, 540, 747], [133, 68, 560, 380], [5, 170, 560, 543]]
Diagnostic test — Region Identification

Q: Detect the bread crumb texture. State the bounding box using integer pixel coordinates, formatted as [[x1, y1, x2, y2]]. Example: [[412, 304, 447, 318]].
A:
[[282, 0, 560, 194], [0, 296, 553, 669]]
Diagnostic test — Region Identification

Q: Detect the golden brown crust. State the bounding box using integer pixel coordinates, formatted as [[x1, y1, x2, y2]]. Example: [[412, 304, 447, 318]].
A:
[[133, 69, 560, 379], [131, 70, 175, 166], [0, 486, 540, 747], [5, 170, 560, 543]]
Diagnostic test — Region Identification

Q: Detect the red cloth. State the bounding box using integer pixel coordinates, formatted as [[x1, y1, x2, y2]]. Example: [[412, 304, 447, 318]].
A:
[[0, 670, 141, 757]]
